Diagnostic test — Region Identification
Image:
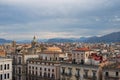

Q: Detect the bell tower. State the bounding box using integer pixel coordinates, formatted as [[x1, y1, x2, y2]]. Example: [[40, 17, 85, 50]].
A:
[[31, 36, 37, 48]]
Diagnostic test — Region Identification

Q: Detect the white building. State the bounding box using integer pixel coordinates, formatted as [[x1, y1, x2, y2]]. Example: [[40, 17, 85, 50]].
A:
[[27, 46, 62, 80], [27, 58, 60, 80], [0, 58, 12, 80], [13, 52, 39, 80], [102, 63, 120, 80], [72, 47, 92, 64]]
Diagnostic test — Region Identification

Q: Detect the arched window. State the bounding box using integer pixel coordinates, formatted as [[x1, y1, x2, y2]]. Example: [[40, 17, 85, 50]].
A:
[[45, 57, 47, 60], [52, 74, 55, 78]]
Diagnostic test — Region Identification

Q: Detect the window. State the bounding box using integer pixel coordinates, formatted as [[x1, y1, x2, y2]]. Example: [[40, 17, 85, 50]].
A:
[[84, 70, 88, 77], [4, 64, 6, 70], [85, 72, 88, 76], [44, 72, 47, 77], [48, 69, 50, 71], [45, 57, 47, 60], [48, 63, 50, 65], [62, 68, 65, 74], [7, 64, 9, 69], [116, 72, 119, 76], [36, 67, 37, 70], [0, 65, 2, 70], [40, 72, 42, 76], [48, 73, 50, 78], [40, 67, 42, 70], [44, 68, 46, 71], [29, 70, 31, 74], [105, 72, 109, 76], [32, 66, 34, 70], [52, 74, 55, 78], [18, 67, 21, 74], [36, 71, 38, 75], [29, 66, 31, 69], [18, 57, 22, 64], [7, 73, 9, 79], [52, 69, 54, 72], [81, 59, 84, 64], [4, 74, 6, 79], [32, 71, 34, 75], [68, 68, 72, 75], [50, 57, 52, 61], [93, 72, 96, 77], [76, 69, 80, 76], [0, 74, 2, 80]]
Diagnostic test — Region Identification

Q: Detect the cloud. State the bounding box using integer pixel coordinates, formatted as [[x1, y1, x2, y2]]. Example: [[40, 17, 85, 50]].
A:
[[0, 0, 120, 40]]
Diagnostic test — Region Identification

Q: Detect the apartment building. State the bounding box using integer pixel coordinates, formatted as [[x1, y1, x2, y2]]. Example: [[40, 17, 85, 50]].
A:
[[102, 63, 120, 80], [0, 58, 12, 80], [60, 63, 101, 80], [72, 47, 92, 64], [27, 58, 60, 80], [27, 46, 63, 80]]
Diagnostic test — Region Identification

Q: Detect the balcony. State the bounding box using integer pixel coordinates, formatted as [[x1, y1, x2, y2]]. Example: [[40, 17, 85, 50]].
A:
[[104, 76, 120, 80], [66, 73, 72, 76], [83, 75, 97, 80], [75, 74, 80, 78], [27, 74, 56, 80], [61, 72, 65, 75]]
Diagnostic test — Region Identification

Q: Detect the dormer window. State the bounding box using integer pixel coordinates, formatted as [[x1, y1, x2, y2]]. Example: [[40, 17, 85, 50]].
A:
[[116, 72, 119, 76], [105, 72, 109, 76]]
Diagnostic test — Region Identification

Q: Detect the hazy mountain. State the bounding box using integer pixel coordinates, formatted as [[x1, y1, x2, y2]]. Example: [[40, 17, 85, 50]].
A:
[[17, 39, 48, 43], [0, 38, 12, 44], [47, 38, 74, 43], [0, 31, 120, 44], [17, 40, 31, 44], [85, 32, 120, 43], [47, 31, 120, 43]]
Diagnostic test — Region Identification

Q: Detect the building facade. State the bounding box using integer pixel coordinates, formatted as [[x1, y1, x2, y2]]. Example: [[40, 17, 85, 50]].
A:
[[27, 58, 60, 80], [13, 51, 39, 80], [72, 48, 92, 64], [102, 63, 120, 80], [0, 58, 12, 80], [27, 46, 63, 80], [60, 63, 101, 80]]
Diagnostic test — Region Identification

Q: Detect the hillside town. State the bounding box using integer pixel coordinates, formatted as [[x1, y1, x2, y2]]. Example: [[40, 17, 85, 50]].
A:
[[0, 36, 120, 80]]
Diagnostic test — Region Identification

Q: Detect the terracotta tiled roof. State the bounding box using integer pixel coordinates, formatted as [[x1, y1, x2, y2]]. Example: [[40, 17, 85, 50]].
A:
[[74, 48, 90, 51], [45, 46, 62, 52], [0, 50, 6, 57]]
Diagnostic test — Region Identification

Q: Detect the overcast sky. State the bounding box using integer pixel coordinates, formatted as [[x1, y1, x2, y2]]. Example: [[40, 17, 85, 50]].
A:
[[0, 0, 120, 40]]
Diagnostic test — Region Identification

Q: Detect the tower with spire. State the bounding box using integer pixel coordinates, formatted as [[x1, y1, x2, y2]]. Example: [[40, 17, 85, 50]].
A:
[[31, 36, 37, 48]]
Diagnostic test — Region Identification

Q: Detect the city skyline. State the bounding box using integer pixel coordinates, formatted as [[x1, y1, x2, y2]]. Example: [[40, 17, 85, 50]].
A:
[[0, 0, 120, 40]]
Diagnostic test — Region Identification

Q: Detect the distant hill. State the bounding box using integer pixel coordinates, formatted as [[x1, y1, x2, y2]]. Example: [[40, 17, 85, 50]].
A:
[[0, 31, 119, 44], [17, 39, 48, 43], [47, 38, 74, 43], [0, 38, 12, 44], [47, 31, 120, 43], [86, 31, 120, 43]]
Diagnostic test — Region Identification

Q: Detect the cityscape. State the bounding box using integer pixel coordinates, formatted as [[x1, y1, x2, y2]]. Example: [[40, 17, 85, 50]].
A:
[[0, 0, 120, 80]]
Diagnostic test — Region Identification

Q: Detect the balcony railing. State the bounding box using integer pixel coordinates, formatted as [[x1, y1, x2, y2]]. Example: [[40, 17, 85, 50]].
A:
[[66, 73, 72, 76], [83, 75, 97, 80], [75, 74, 80, 78], [27, 74, 56, 80], [104, 76, 120, 80]]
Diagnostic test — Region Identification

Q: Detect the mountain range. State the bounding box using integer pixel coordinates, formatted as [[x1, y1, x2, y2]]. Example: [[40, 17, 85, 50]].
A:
[[47, 31, 120, 43], [0, 38, 12, 44], [0, 31, 120, 44]]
